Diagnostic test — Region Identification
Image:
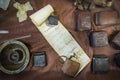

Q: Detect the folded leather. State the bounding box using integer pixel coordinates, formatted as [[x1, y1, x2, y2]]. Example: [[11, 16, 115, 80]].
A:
[[62, 59, 80, 77]]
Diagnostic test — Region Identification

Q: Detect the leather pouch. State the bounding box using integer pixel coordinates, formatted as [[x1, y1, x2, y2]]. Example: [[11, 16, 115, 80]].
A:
[[77, 11, 91, 31], [92, 55, 109, 74], [62, 59, 80, 77], [94, 11, 119, 26]]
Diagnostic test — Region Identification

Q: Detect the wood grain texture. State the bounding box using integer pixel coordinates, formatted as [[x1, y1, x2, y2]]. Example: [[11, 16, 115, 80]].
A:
[[0, 0, 120, 80]]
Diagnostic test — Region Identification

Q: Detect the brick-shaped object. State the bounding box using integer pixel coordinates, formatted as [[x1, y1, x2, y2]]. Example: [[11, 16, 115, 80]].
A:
[[92, 55, 109, 73], [77, 11, 91, 31], [94, 11, 119, 26], [34, 51, 47, 67], [90, 31, 108, 47]]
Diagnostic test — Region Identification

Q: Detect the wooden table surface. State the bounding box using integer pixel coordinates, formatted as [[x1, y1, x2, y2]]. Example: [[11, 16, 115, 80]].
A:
[[0, 0, 120, 80]]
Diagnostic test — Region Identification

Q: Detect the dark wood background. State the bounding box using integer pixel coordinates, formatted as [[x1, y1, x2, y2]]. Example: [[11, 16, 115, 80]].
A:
[[0, 0, 120, 80]]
